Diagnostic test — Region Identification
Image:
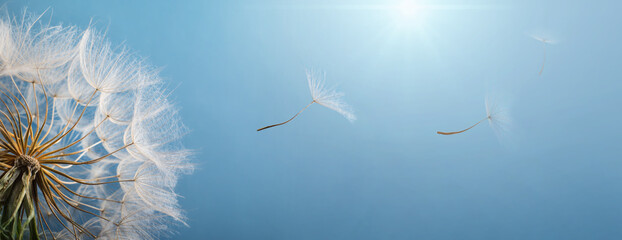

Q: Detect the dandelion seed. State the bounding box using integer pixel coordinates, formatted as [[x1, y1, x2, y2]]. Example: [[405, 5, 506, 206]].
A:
[[531, 35, 557, 76], [437, 96, 509, 137], [257, 69, 355, 131], [0, 9, 191, 239]]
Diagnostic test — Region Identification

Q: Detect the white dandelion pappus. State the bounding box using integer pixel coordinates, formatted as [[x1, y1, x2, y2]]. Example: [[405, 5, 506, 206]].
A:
[[307, 69, 356, 122], [485, 95, 511, 140], [257, 69, 355, 131], [0, 9, 78, 81], [0, 9, 191, 240]]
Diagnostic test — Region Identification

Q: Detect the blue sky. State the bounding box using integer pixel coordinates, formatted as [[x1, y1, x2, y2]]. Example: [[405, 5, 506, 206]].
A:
[[6, 0, 622, 239]]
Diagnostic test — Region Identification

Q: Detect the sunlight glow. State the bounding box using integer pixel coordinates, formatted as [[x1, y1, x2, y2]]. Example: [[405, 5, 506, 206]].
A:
[[397, 1, 420, 19], [388, 0, 427, 32]]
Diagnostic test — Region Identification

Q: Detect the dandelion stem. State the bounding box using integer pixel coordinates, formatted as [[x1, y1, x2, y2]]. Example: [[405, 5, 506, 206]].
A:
[[257, 100, 315, 131], [539, 42, 546, 76], [437, 116, 489, 135]]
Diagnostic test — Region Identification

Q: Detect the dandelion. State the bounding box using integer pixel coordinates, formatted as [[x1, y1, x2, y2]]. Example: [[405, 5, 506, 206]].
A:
[[0, 9, 191, 239], [257, 69, 355, 131], [437, 96, 509, 137], [531, 35, 557, 76]]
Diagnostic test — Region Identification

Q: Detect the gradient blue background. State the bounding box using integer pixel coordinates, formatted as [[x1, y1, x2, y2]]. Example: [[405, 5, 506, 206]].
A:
[[5, 0, 622, 239]]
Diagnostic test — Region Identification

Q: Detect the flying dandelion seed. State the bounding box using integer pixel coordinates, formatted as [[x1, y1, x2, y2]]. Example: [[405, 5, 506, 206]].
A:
[[0, 10, 191, 239], [531, 35, 557, 76], [257, 69, 355, 131], [437, 96, 509, 137]]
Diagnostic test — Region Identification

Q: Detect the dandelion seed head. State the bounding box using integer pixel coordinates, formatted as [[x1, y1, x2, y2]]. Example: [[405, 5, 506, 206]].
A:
[[0, 9, 190, 239]]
